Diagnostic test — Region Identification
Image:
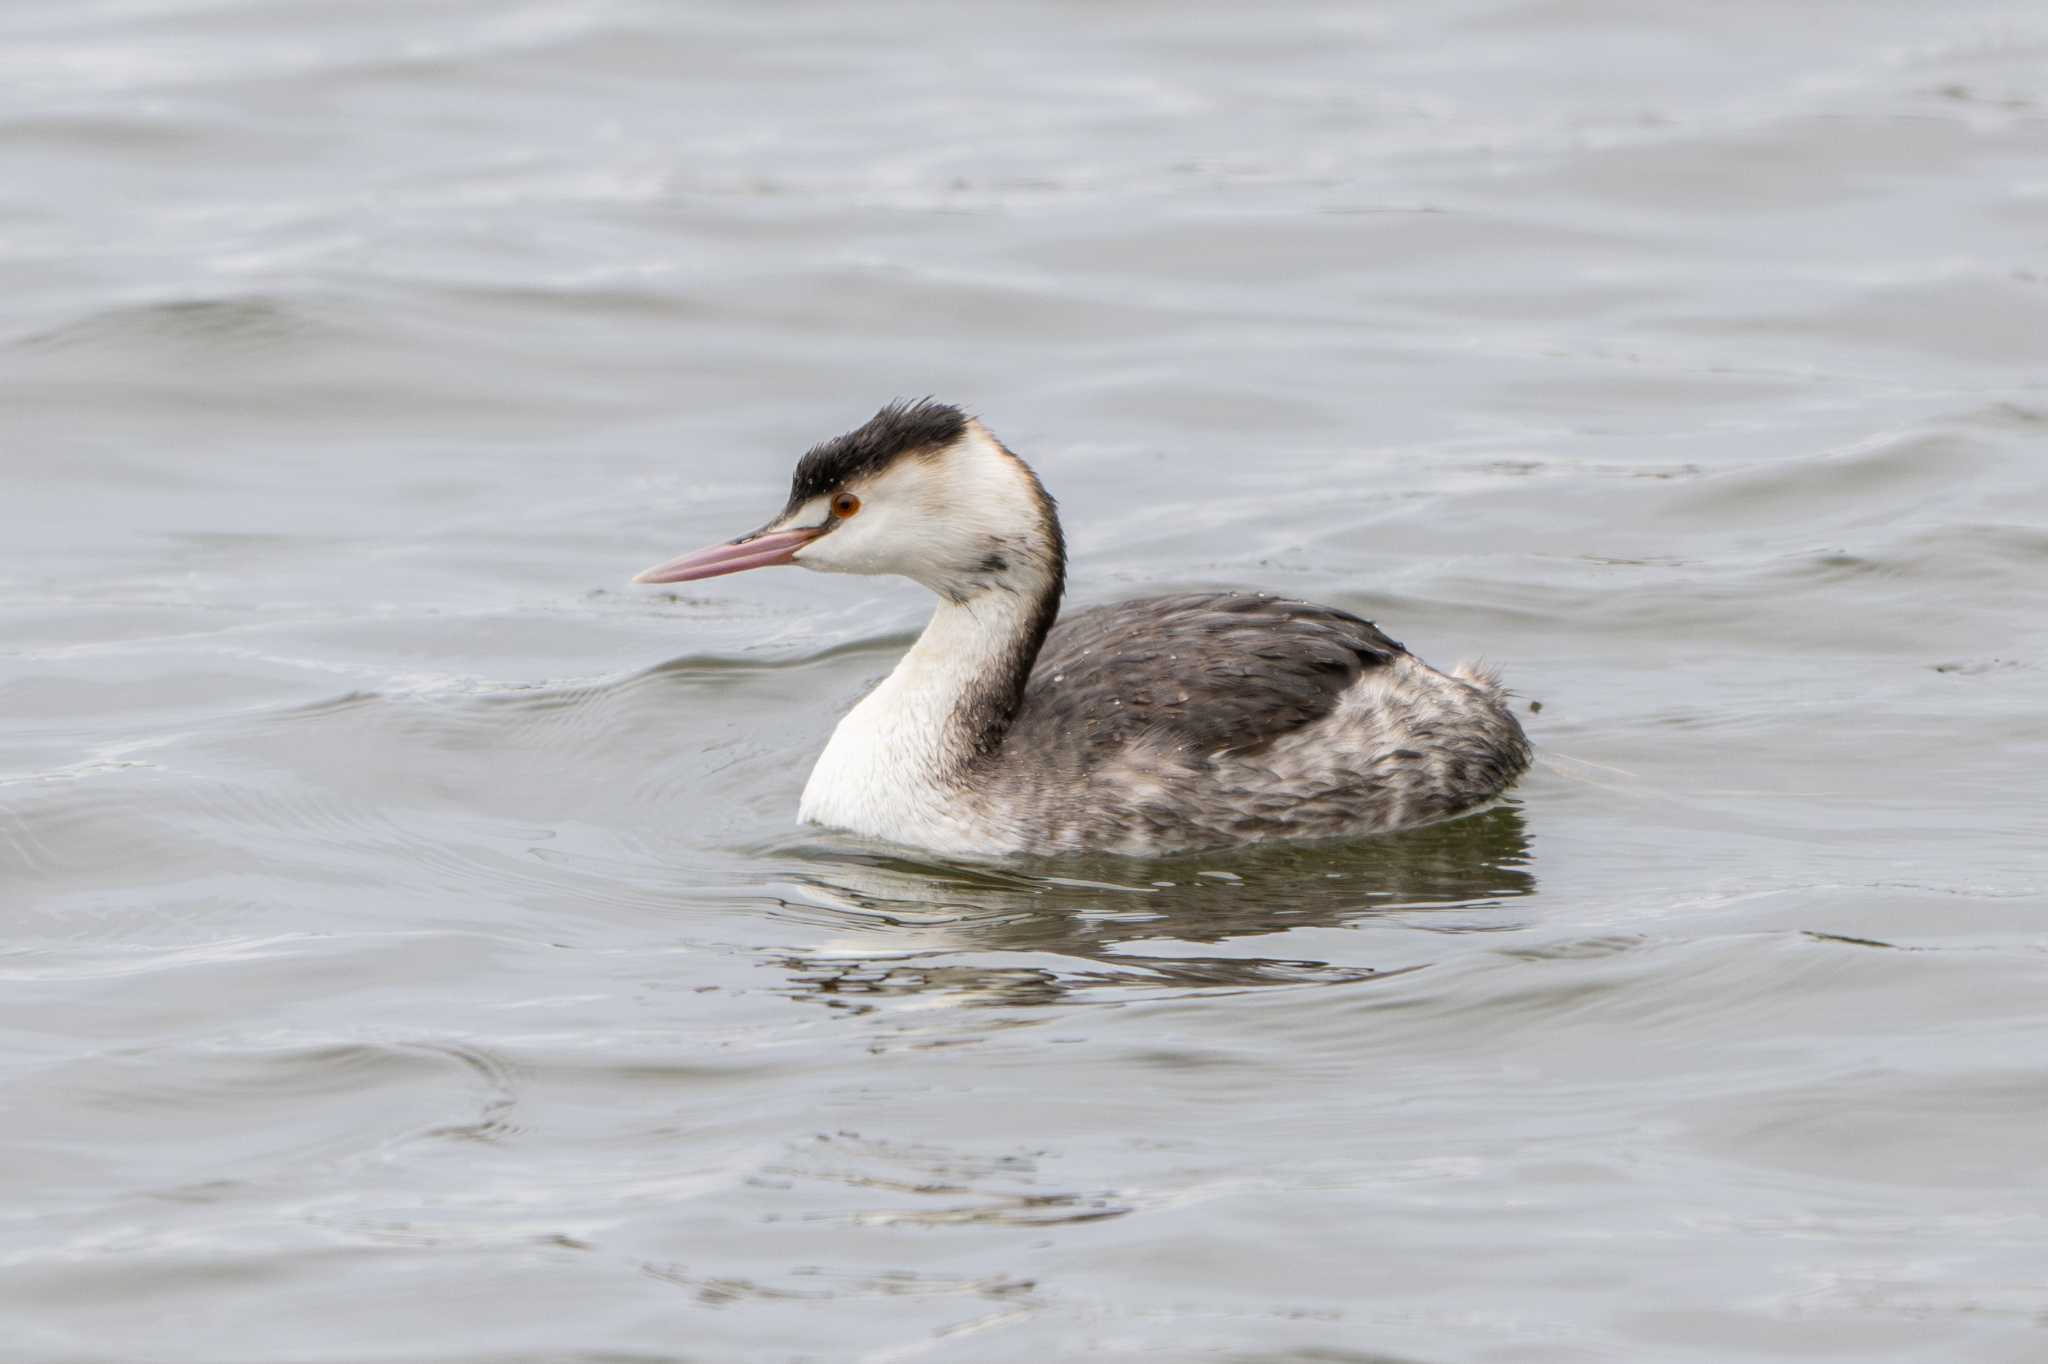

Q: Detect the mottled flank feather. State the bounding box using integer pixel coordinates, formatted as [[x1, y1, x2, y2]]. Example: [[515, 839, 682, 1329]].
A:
[[952, 594, 1531, 855]]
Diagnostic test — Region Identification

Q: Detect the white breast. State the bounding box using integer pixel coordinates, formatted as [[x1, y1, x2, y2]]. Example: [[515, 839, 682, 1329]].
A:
[[798, 595, 1027, 855], [799, 670, 960, 848]]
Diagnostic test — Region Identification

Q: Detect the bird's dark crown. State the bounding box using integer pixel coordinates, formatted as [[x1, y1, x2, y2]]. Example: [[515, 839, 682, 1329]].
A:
[[782, 399, 970, 515]]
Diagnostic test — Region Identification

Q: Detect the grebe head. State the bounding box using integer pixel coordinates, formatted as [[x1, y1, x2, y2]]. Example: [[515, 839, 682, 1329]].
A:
[[634, 399, 1063, 604]]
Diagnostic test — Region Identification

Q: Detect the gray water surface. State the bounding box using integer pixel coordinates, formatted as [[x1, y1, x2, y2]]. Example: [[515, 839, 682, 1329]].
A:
[[4, 3, 2047, 1361]]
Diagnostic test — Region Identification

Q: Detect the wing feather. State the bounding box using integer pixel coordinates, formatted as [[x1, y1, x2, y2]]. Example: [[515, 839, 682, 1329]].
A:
[[1011, 592, 1406, 762]]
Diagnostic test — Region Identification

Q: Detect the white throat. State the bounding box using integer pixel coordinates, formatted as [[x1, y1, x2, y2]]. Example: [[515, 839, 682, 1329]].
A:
[[798, 587, 1043, 850]]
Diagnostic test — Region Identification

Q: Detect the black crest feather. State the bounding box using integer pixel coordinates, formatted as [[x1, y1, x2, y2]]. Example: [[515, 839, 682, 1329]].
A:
[[783, 399, 969, 514]]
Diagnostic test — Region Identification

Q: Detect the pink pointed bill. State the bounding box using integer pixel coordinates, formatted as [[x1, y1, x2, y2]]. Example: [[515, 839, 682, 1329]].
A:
[[632, 526, 823, 585]]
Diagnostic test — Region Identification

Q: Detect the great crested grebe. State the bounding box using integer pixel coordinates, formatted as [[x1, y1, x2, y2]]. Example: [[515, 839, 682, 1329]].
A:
[[634, 401, 1531, 857]]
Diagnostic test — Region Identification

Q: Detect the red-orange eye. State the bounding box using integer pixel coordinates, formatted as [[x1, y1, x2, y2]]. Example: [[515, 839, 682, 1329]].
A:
[[832, 492, 861, 517]]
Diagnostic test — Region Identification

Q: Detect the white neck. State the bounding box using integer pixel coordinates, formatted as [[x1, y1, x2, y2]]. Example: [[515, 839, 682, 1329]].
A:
[[799, 585, 1046, 849]]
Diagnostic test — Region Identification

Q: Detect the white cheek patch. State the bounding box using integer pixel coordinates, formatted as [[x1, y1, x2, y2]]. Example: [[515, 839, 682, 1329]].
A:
[[782, 430, 1038, 589], [789, 464, 918, 575], [790, 492, 889, 574], [779, 496, 845, 571]]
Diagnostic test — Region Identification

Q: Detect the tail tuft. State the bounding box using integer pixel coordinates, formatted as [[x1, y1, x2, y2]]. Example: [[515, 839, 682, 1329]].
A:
[[1452, 658, 1507, 699]]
